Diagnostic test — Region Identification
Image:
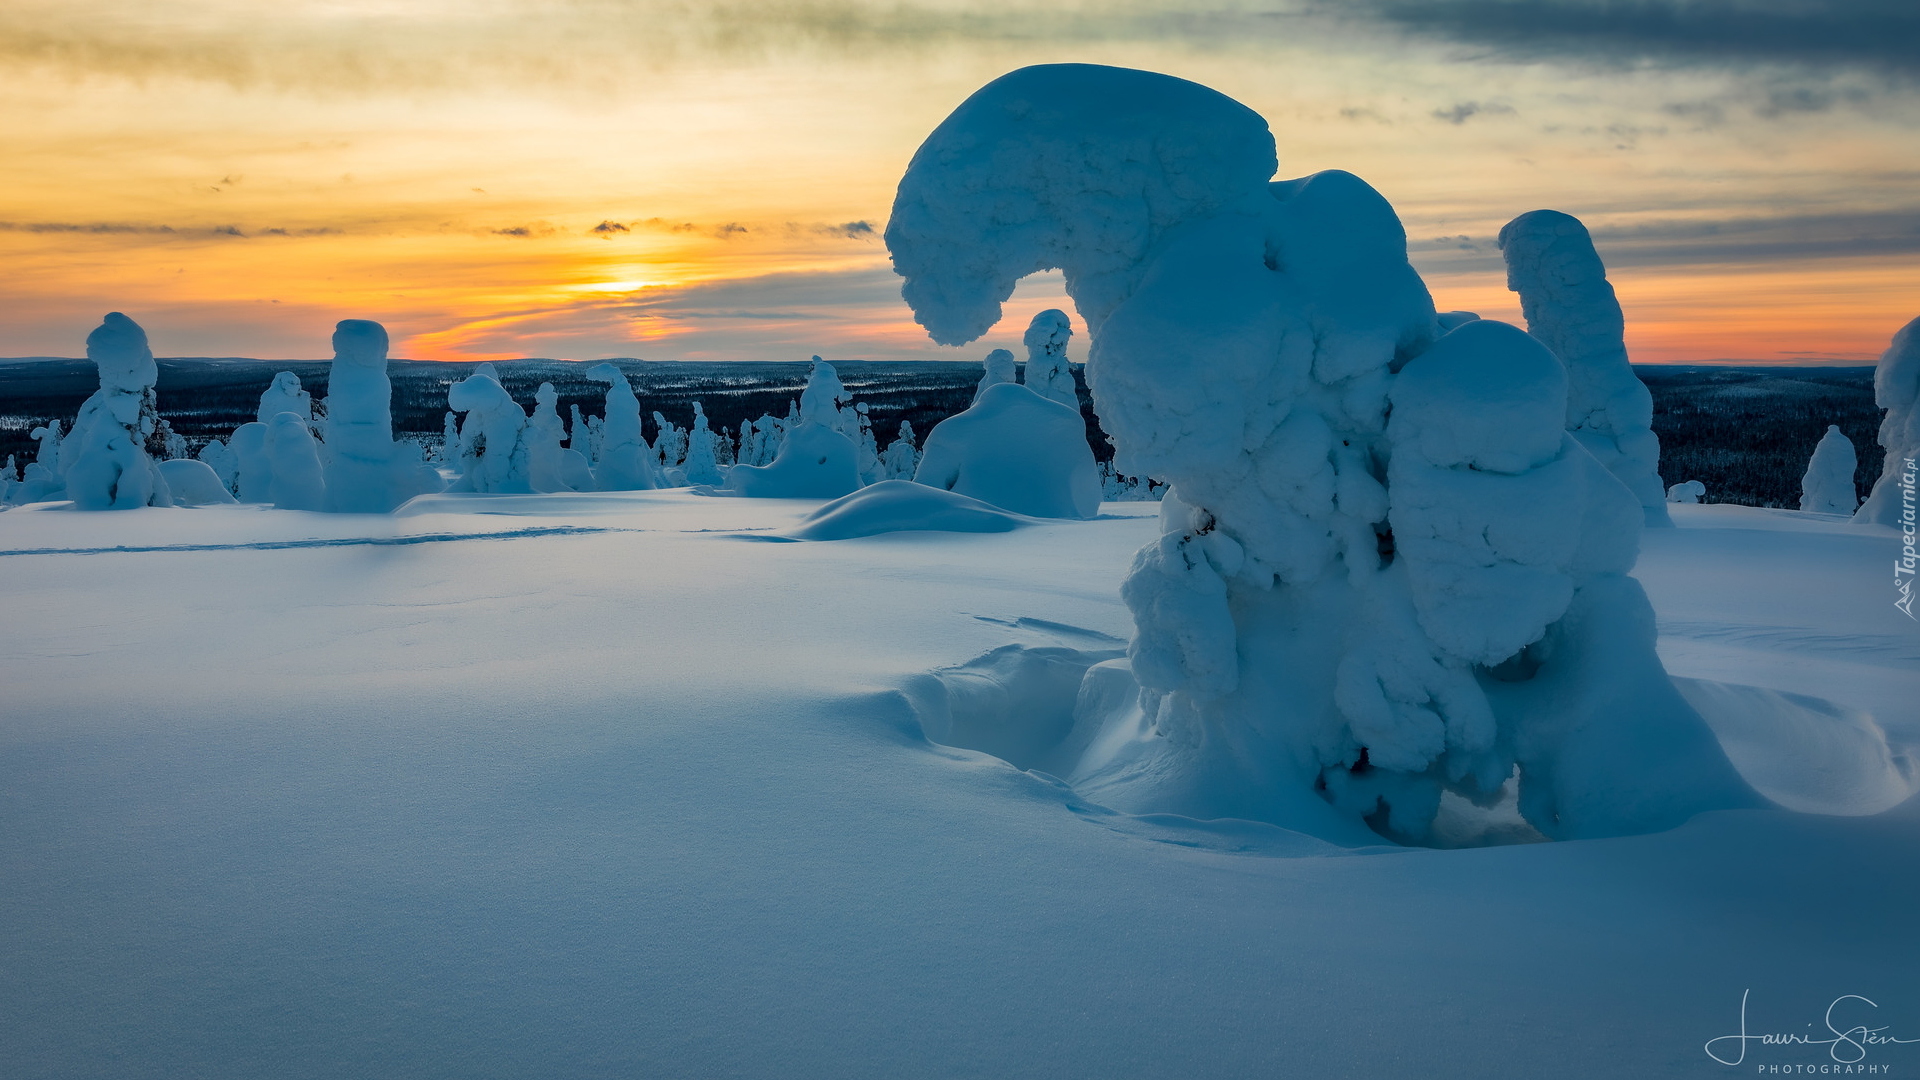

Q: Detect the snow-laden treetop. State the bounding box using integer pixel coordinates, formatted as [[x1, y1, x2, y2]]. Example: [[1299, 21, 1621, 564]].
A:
[[85, 312, 157, 396], [886, 63, 1278, 345]]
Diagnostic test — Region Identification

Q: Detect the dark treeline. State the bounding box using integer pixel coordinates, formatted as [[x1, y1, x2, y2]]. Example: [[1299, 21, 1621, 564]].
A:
[[1642, 366, 1880, 509], [0, 357, 1108, 468], [0, 358, 1879, 509]]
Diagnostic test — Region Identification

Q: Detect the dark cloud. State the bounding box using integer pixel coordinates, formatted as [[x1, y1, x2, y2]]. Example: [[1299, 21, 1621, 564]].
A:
[[590, 220, 631, 237], [1361, 0, 1920, 76], [1412, 207, 1920, 274], [1432, 100, 1515, 123], [0, 220, 337, 238]]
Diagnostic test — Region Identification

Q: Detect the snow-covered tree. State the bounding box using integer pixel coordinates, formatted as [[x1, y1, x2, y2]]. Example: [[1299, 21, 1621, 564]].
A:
[[728, 358, 863, 499], [651, 411, 686, 473], [882, 421, 920, 480], [1856, 316, 1919, 526], [1800, 426, 1859, 515], [853, 402, 883, 484], [196, 439, 239, 494], [587, 363, 659, 491], [886, 63, 1755, 842], [526, 382, 582, 493], [447, 372, 530, 493], [266, 411, 327, 511], [257, 371, 312, 425], [568, 404, 597, 465], [62, 313, 173, 510], [1498, 210, 1671, 527], [1665, 480, 1705, 504], [324, 319, 439, 512], [975, 348, 1016, 402], [683, 402, 723, 486], [229, 422, 272, 502], [1023, 309, 1078, 409], [915, 382, 1101, 519]]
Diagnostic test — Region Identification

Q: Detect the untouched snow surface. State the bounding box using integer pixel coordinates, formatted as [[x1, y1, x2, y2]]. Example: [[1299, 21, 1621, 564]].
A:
[[1, 495, 1916, 1079]]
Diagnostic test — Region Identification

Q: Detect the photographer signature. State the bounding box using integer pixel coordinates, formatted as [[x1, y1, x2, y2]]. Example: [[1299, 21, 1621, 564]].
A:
[[1707, 990, 1920, 1065]]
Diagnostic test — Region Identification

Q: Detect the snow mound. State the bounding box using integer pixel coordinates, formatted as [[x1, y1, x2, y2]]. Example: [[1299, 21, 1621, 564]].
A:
[[904, 642, 1124, 779], [914, 382, 1101, 520], [788, 480, 1032, 540], [156, 459, 237, 506], [1674, 677, 1914, 816]]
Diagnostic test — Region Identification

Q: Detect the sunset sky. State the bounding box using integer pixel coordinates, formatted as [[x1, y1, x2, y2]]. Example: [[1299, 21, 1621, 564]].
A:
[[1, 0, 1914, 364]]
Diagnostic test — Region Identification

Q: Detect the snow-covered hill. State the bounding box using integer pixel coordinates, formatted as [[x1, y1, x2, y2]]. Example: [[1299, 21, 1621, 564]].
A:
[[1, 495, 1914, 1078]]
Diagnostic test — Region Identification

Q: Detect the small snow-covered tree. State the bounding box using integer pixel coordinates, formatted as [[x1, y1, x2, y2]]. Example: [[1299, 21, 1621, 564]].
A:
[[683, 402, 723, 486], [568, 404, 597, 465], [526, 382, 578, 493], [197, 439, 239, 494], [1023, 309, 1078, 409], [915, 381, 1101, 519], [1499, 210, 1671, 526], [975, 348, 1017, 402], [257, 371, 312, 425], [447, 372, 531, 493], [882, 421, 920, 480], [728, 358, 862, 499], [1800, 425, 1859, 515], [62, 313, 173, 510], [853, 402, 884, 484], [1665, 480, 1705, 504], [651, 411, 686, 473], [1856, 316, 1919, 526], [886, 63, 1755, 842]]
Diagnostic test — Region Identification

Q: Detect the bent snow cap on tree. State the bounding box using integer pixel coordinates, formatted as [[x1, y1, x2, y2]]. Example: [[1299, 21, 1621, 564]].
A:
[[889, 63, 1756, 845], [886, 63, 1277, 346]]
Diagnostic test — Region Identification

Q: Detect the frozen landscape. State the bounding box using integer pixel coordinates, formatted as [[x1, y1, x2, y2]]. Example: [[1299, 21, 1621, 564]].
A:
[[4, 61, 1919, 1079]]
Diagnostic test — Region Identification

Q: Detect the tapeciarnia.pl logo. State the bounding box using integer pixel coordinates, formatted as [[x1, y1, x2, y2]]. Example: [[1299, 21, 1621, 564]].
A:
[[1896, 457, 1916, 620]]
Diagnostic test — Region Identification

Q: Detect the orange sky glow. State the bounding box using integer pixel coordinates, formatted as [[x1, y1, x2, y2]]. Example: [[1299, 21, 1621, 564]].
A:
[[2, 1, 1914, 366]]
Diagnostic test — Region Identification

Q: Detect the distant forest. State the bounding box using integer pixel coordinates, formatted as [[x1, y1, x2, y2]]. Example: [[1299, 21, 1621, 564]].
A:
[[0, 358, 1883, 510]]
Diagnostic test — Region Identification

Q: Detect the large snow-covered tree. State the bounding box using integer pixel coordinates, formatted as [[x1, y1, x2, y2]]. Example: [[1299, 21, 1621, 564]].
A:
[[1856, 316, 1919, 526], [886, 63, 1756, 842]]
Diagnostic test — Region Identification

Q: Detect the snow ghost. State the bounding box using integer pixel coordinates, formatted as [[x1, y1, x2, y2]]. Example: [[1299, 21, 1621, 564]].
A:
[[62, 312, 173, 510], [526, 382, 581, 493], [1799, 425, 1858, 515], [728, 358, 863, 499], [1856, 316, 1920, 526], [683, 402, 724, 486], [229, 422, 272, 502], [915, 382, 1101, 519], [976, 348, 1017, 402], [586, 362, 659, 491], [887, 63, 1755, 844], [266, 411, 328, 511], [257, 371, 312, 425], [1498, 210, 1671, 527], [854, 402, 883, 484], [1023, 309, 1078, 409], [448, 372, 531, 493], [323, 319, 422, 513], [1665, 480, 1705, 504]]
